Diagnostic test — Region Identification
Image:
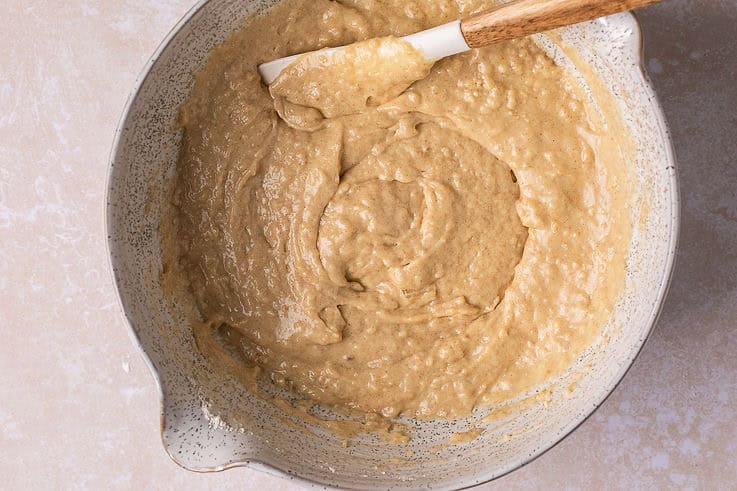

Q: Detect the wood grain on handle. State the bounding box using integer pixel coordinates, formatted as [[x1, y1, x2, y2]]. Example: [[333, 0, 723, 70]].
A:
[[460, 0, 662, 48]]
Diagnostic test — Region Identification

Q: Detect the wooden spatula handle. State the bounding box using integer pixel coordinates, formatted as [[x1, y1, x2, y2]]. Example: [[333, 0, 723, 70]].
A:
[[460, 0, 662, 48]]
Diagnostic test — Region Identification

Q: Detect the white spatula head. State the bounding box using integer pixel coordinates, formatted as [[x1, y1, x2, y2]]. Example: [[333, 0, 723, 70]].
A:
[[258, 21, 470, 85]]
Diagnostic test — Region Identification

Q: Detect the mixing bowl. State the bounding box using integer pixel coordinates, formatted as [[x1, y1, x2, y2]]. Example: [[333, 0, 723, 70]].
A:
[[106, 1, 679, 488]]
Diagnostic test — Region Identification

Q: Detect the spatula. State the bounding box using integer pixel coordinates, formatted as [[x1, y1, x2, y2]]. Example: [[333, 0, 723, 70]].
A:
[[258, 0, 662, 84]]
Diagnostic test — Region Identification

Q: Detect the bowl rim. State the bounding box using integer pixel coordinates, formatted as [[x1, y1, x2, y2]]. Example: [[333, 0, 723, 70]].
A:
[[104, 3, 680, 489]]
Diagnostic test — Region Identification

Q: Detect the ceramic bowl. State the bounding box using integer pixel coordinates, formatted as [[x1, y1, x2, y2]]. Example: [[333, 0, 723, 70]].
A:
[[106, 1, 679, 489]]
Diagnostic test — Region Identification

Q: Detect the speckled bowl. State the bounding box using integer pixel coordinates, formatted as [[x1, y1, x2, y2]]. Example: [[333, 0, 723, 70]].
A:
[[106, 1, 679, 489]]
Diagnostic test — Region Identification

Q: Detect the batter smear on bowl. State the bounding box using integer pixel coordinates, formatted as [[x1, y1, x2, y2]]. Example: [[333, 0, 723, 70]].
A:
[[163, 0, 632, 421]]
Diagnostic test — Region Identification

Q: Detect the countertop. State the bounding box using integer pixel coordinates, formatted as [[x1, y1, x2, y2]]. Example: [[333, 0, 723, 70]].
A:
[[2, 0, 736, 489]]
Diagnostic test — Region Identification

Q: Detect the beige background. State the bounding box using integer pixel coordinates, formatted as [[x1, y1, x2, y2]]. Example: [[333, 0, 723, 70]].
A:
[[2, 0, 736, 489]]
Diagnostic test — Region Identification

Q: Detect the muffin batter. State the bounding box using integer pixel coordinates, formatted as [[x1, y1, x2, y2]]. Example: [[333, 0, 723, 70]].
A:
[[164, 0, 631, 420]]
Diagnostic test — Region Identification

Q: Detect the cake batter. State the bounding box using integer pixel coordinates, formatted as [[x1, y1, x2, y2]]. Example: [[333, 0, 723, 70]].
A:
[[163, 0, 631, 421]]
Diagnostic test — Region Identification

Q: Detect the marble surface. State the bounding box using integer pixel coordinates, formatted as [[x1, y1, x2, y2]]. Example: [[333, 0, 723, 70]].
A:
[[1, 0, 735, 489]]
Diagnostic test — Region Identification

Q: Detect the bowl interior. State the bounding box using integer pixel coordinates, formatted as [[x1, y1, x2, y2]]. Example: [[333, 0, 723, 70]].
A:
[[107, 1, 678, 489]]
